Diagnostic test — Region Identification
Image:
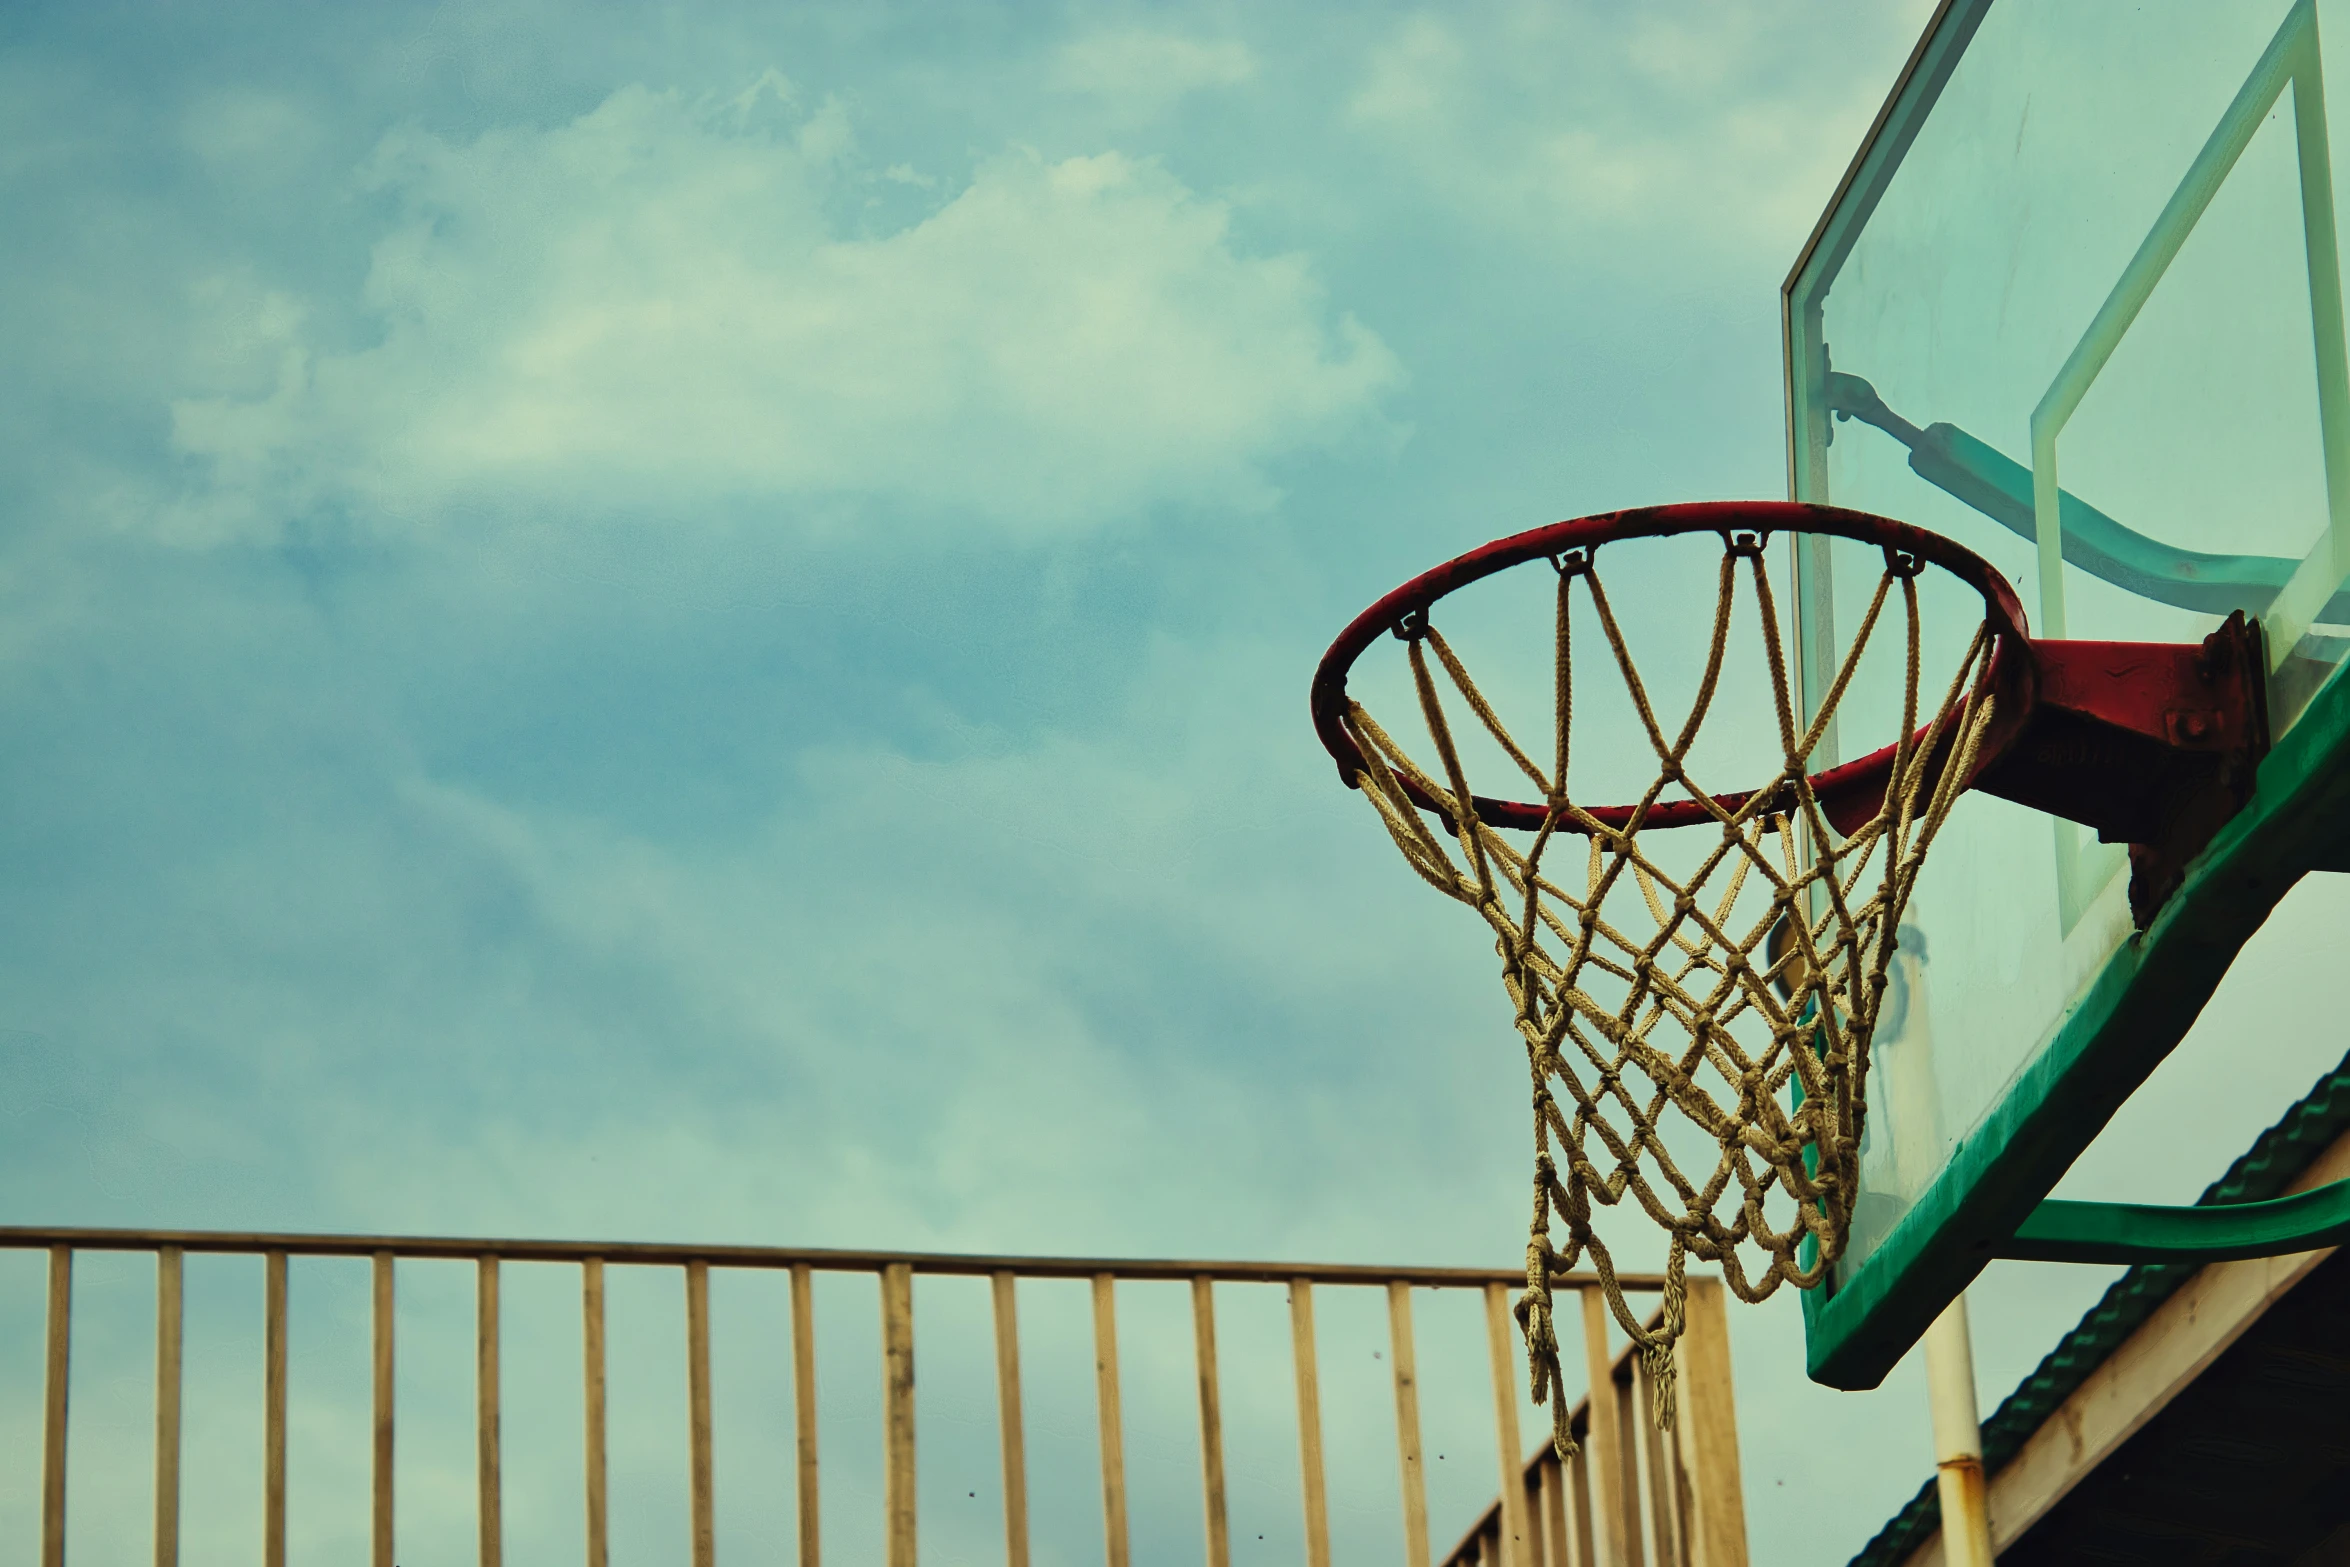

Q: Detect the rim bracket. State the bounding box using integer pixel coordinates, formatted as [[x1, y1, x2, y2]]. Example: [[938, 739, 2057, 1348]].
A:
[[1971, 611, 2271, 927]]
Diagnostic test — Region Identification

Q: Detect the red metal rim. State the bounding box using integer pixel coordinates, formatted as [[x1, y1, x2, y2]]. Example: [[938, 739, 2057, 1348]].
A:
[[1310, 500, 2034, 832]]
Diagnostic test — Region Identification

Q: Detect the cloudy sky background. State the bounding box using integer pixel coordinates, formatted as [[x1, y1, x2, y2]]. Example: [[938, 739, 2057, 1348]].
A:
[[8, 1, 2350, 1562]]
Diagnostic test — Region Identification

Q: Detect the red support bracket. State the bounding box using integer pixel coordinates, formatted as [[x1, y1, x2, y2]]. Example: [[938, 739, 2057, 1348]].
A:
[[1974, 612, 2270, 926]]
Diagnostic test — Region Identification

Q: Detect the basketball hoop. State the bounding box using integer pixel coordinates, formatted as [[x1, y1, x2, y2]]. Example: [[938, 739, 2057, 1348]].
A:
[[1310, 500, 2265, 1456]]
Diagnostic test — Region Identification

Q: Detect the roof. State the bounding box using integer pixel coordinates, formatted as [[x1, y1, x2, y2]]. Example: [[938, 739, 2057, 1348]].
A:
[[1845, 1046, 2350, 1567], [1994, 1242, 2350, 1561]]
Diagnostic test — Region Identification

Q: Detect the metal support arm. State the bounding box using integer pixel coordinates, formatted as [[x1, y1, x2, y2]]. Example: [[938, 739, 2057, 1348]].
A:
[[1998, 1177, 2350, 1265]]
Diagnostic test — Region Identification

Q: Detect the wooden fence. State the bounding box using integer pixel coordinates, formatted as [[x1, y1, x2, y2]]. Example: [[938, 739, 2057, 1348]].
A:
[[1, 1226, 1743, 1567], [1438, 1280, 1745, 1567]]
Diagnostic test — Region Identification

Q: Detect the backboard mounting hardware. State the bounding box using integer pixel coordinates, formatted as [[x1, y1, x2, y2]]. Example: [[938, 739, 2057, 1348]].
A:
[[1975, 611, 2270, 928]]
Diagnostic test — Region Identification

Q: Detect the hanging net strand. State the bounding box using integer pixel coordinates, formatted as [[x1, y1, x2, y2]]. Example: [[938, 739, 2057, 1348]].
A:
[[1335, 529, 1998, 1463]]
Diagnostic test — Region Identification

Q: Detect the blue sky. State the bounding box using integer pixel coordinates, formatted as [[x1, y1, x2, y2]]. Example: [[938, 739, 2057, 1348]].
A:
[[16, 2, 2349, 1563]]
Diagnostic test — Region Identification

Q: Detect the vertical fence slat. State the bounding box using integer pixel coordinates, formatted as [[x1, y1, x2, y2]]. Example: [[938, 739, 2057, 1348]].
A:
[[155, 1247, 183, 1567], [42, 1246, 70, 1567], [1676, 1280, 1747, 1567], [1612, 1362, 1646, 1567], [1542, 1455, 1574, 1567], [881, 1263, 917, 1567], [1190, 1277, 1230, 1567], [264, 1251, 289, 1567], [990, 1271, 1030, 1567], [1091, 1273, 1130, 1567], [584, 1260, 609, 1567], [1634, 1355, 1680, 1567], [1387, 1282, 1431, 1567], [1578, 1289, 1631, 1567], [373, 1252, 395, 1567], [1291, 1279, 1332, 1567], [687, 1261, 717, 1567], [479, 1257, 502, 1567], [1569, 1444, 1597, 1567], [791, 1263, 821, 1567], [1667, 1401, 1696, 1567], [1525, 1459, 1550, 1567], [1483, 1282, 1535, 1567]]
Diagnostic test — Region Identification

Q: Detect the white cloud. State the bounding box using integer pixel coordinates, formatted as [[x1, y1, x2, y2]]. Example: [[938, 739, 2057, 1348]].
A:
[[1343, 4, 1931, 262], [1049, 30, 1258, 115], [167, 76, 1397, 545]]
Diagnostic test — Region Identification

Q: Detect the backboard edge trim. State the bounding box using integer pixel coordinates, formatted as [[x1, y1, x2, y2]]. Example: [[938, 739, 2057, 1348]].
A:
[[1799, 657, 2350, 1388]]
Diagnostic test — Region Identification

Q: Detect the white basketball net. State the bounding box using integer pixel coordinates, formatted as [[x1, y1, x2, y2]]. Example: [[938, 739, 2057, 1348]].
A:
[[1336, 535, 1995, 1456]]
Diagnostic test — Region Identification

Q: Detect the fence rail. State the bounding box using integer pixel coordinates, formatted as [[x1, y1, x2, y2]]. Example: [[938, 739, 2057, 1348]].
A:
[[0, 1225, 1739, 1567]]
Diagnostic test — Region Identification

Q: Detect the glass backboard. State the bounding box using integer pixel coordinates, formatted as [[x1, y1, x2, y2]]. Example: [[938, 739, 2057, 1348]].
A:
[[1785, 0, 2350, 1387]]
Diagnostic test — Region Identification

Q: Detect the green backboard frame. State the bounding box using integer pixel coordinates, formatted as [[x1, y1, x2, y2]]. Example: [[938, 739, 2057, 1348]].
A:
[[1783, 0, 2350, 1390], [1798, 659, 2350, 1387]]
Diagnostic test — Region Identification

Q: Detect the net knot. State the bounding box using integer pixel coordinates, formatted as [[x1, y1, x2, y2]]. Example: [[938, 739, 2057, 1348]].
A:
[[1643, 1341, 1680, 1432]]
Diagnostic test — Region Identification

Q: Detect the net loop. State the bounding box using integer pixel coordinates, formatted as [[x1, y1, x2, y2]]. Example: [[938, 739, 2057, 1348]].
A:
[[1336, 530, 1995, 1452]]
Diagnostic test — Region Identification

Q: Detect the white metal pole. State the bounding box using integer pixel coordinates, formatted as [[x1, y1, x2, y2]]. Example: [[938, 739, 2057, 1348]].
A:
[[1923, 1294, 1994, 1566]]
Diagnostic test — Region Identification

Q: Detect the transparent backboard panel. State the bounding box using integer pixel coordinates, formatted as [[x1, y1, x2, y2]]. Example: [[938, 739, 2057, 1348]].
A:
[[1787, 0, 2350, 1287]]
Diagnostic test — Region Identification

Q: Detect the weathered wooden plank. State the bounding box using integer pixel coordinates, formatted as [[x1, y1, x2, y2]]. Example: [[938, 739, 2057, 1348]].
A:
[[1541, 1454, 1573, 1567], [0, 1227, 1666, 1290], [1578, 1288, 1633, 1567], [1633, 1353, 1681, 1567], [1525, 1458, 1550, 1567], [42, 1247, 70, 1567], [583, 1260, 609, 1567], [1484, 1282, 1536, 1567], [687, 1261, 715, 1567], [881, 1263, 917, 1567], [1388, 1282, 1432, 1567], [1667, 1414, 1694, 1567], [373, 1252, 395, 1567], [1568, 1441, 1597, 1567], [479, 1257, 503, 1567], [1675, 1281, 1746, 1567], [1611, 1357, 1646, 1567], [1191, 1276, 1230, 1567], [155, 1247, 183, 1567], [991, 1271, 1031, 1567], [791, 1263, 821, 1567], [1292, 1280, 1332, 1567], [265, 1251, 288, 1567], [1092, 1273, 1131, 1567]]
